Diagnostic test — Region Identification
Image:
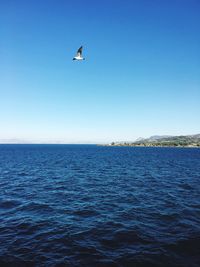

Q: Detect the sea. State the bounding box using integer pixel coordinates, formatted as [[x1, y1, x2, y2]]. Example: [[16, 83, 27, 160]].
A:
[[0, 144, 200, 267]]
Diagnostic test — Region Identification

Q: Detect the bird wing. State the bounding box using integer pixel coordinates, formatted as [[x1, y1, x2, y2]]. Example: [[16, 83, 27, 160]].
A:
[[76, 46, 83, 57]]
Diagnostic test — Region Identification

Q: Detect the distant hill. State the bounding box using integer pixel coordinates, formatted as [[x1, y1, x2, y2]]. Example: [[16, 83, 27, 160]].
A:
[[147, 135, 172, 141], [109, 134, 200, 147]]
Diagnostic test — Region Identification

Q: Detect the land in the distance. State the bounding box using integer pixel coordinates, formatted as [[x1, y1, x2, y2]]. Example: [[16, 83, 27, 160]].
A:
[[107, 134, 200, 147]]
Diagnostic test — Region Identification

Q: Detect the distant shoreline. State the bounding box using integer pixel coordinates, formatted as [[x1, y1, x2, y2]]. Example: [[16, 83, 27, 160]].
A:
[[102, 144, 200, 148], [104, 134, 200, 148]]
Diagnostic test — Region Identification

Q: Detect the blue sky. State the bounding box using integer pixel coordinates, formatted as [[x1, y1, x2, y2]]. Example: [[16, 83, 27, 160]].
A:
[[0, 0, 200, 143]]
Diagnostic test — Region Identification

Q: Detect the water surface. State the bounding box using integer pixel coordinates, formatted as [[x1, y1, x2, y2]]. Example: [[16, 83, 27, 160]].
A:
[[0, 145, 200, 266]]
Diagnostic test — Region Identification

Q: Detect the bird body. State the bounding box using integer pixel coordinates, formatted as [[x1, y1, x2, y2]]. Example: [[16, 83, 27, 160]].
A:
[[73, 46, 85, 60]]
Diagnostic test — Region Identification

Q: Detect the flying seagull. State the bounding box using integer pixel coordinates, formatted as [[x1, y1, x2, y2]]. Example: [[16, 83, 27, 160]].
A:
[[73, 46, 85, 61]]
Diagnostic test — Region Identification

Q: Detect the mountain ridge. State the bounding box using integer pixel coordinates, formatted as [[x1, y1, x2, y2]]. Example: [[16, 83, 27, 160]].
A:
[[109, 134, 200, 147]]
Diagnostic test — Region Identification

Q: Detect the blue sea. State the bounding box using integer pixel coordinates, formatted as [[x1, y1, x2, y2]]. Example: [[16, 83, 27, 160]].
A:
[[0, 145, 200, 267]]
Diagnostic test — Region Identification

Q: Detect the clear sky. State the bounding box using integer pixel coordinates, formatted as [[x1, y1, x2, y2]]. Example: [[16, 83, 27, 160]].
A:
[[1, 0, 200, 143]]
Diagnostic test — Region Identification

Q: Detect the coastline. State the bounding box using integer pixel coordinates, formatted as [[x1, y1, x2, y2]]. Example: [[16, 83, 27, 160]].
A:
[[102, 144, 200, 148]]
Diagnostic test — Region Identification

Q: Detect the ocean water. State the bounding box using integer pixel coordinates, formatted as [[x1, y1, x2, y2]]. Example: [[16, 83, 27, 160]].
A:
[[0, 145, 200, 267]]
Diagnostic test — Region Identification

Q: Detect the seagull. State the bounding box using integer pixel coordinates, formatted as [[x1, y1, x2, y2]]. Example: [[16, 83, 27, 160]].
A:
[[73, 46, 85, 61]]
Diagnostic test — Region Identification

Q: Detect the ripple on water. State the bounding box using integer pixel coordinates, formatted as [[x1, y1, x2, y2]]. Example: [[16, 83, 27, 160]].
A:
[[0, 199, 22, 209]]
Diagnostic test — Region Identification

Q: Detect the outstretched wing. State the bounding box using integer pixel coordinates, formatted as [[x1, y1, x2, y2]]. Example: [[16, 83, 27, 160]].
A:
[[76, 46, 83, 57]]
